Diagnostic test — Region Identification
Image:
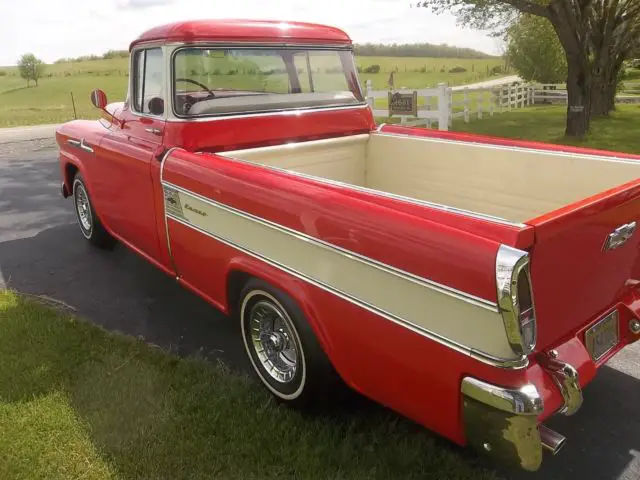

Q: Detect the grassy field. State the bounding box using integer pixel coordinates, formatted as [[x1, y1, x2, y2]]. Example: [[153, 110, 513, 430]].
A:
[[0, 290, 498, 480], [456, 104, 640, 154], [0, 56, 505, 127]]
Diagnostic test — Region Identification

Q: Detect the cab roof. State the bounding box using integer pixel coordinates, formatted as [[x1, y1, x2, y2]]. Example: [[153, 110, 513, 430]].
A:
[[130, 19, 352, 49]]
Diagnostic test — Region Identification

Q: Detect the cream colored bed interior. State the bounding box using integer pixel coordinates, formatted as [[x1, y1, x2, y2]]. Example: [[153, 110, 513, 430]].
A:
[[221, 133, 640, 223]]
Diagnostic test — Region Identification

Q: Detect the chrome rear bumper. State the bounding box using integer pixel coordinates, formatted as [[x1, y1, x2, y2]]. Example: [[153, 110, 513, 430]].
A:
[[461, 377, 544, 471]]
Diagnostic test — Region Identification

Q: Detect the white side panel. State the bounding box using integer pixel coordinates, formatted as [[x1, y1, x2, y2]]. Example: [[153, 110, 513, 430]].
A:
[[165, 184, 517, 362]]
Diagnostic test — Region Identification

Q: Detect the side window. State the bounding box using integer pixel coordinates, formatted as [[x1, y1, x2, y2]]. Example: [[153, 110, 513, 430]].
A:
[[132, 48, 164, 115]]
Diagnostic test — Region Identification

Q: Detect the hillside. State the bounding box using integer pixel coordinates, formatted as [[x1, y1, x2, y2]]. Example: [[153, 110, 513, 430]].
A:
[[0, 54, 506, 127]]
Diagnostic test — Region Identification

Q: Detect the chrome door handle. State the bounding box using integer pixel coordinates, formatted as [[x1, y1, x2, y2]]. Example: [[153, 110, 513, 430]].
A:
[[145, 127, 162, 135]]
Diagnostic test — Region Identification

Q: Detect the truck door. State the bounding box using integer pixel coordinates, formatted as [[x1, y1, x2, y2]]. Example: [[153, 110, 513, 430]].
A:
[[95, 47, 166, 263]]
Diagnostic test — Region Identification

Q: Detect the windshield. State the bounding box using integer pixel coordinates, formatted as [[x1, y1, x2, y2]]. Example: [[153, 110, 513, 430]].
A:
[[172, 47, 364, 117]]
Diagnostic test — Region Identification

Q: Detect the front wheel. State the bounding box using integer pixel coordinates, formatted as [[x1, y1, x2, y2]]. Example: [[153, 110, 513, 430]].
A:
[[239, 279, 341, 408], [72, 175, 116, 249]]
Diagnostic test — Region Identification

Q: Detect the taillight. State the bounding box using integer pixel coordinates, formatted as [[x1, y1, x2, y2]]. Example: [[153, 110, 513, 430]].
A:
[[496, 245, 537, 355]]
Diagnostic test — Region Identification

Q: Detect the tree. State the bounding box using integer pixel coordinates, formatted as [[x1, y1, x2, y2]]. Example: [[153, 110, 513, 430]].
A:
[[417, 0, 640, 138], [588, 3, 640, 116], [506, 15, 567, 83], [17, 53, 45, 87]]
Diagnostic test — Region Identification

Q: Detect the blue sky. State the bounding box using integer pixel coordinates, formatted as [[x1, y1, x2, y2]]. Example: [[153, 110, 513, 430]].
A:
[[0, 0, 500, 65]]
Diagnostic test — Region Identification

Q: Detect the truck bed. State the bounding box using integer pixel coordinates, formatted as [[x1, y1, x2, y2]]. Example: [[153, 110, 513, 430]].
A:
[[221, 133, 640, 224]]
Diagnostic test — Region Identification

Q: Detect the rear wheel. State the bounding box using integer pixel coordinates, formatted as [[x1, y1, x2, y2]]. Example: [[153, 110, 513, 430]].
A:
[[239, 279, 340, 408], [72, 175, 116, 249]]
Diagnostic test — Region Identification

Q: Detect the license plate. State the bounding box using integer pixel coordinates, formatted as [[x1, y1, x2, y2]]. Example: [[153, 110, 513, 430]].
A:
[[585, 311, 619, 361]]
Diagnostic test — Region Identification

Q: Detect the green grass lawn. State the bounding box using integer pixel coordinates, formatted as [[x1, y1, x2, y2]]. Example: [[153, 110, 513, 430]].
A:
[[0, 55, 506, 127], [0, 290, 497, 480], [455, 105, 640, 155]]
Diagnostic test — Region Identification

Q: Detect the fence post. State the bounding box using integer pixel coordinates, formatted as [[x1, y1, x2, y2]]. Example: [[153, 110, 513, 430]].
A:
[[478, 91, 483, 120], [530, 85, 535, 105], [508, 84, 513, 111], [520, 84, 525, 108], [490, 90, 495, 116], [365, 80, 374, 110], [436, 83, 449, 131], [463, 88, 470, 123]]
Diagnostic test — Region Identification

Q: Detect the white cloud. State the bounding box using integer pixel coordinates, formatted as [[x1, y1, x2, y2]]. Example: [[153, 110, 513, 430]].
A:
[[0, 0, 497, 66]]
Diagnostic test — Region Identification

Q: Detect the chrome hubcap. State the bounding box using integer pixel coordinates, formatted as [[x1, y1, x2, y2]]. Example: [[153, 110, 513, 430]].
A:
[[75, 184, 92, 232], [250, 300, 298, 383]]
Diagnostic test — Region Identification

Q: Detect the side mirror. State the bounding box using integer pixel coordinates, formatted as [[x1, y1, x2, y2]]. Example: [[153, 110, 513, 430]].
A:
[[90, 89, 108, 110]]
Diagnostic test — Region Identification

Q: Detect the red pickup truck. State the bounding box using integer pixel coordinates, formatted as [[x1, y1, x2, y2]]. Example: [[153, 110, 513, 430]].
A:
[[56, 19, 640, 472]]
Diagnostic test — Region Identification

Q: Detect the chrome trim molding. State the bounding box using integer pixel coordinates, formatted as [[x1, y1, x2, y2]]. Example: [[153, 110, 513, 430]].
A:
[[165, 103, 370, 123], [166, 210, 526, 369], [372, 131, 640, 167], [461, 377, 543, 471], [163, 181, 498, 312], [161, 180, 529, 369], [67, 138, 94, 154], [536, 353, 583, 416], [169, 44, 365, 121], [496, 245, 537, 355], [159, 147, 181, 273], [217, 149, 526, 228], [461, 377, 543, 416]]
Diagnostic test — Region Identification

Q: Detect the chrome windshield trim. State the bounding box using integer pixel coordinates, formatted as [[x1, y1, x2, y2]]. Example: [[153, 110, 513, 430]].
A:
[[461, 377, 543, 415], [164, 41, 354, 50], [217, 147, 525, 228], [169, 44, 365, 121], [166, 210, 527, 370], [163, 180, 499, 313]]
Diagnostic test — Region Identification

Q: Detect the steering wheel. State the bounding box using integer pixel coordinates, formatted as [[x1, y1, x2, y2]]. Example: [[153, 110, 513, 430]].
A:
[[175, 78, 216, 98]]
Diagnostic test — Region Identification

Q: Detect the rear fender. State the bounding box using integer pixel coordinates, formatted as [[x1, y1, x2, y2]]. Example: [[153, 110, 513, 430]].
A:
[[224, 255, 336, 361]]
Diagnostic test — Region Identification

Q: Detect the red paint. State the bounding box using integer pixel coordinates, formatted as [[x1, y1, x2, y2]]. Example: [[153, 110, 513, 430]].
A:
[[130, 19, 352, 50], [55, 20, 640, 459]]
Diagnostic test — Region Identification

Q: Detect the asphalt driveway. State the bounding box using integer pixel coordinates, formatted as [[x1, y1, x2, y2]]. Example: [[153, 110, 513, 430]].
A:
[[0, 135, 638, 480]]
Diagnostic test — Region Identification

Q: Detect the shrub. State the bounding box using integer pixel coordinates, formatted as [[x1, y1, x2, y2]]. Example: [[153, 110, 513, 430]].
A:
[[490, 65, 504, 76], [363, 64, 380, 74], [448, 65, 467, 73], [0, 70, 6, 76], [356, 66, 362, 73]]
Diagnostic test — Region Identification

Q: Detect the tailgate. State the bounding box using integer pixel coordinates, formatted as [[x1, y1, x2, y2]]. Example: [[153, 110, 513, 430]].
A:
[[528, 180, 640, 351]]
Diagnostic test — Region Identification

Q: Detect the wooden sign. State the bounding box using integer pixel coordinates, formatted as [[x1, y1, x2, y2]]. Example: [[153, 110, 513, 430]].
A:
[[388, 91, 418, 117]]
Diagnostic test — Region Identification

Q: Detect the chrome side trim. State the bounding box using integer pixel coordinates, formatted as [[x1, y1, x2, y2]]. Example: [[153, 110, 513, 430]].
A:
[[461, 377, 543, 415], [217, 148, 526, 228], [372, 131, 640, 167], [166, 211, 527, 369], [461, 377, 543, 471], [159, 147, 180, 273], [496, 245, 537, 355], [536, 353, 583, 416], [163, 180, 499, 312]]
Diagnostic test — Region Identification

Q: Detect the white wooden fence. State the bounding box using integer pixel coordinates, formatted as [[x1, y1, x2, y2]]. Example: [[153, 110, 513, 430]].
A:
[[365, 79, 536, 131]]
